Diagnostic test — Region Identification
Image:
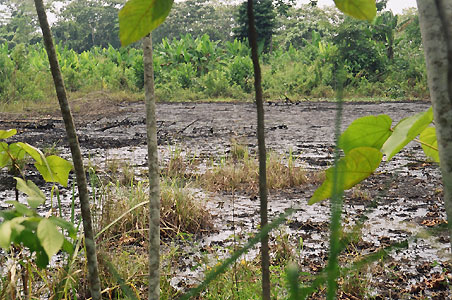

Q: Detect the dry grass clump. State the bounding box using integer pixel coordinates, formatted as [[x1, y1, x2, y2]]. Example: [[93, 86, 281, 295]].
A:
[[267, 153, 309, 189], [203, 144, 309, 192], [160, 178, 213, 238], [349, 185, 372, 201], [103, 158, 136, 186], [161, 147, 198, 180], [96, 180, 149, 246], [96, 177, 213, 244]]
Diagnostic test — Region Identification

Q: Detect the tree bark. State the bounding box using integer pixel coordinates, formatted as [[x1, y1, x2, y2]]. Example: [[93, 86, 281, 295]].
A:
[[417, 0, 452, 248], [247, 1, 270, 299], [32, 1, 102, 299], [143, 33, 161, 300]]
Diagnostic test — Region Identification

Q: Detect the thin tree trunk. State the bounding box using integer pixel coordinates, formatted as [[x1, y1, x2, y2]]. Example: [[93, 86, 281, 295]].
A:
[[143, 33, 161, 300], [247, 1, 270, 299], [417, 0, 452, 248], [33, 1, 102, 299]]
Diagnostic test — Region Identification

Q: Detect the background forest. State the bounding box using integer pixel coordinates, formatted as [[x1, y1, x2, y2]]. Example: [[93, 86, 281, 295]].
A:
[[0, 0, 425, 106]]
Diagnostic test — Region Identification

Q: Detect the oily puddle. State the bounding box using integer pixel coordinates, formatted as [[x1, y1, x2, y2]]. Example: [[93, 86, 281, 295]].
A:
[[0, 140, 450, 296], [83, 142, 452, 294]]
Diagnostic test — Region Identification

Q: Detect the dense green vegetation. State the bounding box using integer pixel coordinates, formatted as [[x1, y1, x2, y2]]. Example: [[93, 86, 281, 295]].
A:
[[0, 0, 426, 106]]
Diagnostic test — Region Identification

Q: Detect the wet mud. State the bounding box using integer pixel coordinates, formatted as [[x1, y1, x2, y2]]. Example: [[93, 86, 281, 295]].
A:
[[1, 100, 451, 298]]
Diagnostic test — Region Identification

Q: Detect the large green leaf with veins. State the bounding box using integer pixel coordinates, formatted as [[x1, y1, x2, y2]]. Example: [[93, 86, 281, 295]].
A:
[[334, 0, 376, 21], [339, 114, 392, 154], [119, 0, 173, 46], [309, 147, 382, 204], [35, 155, 73, 187], [15, 177, 46, 209], [0, 142, 10, 167], [381, 107, 433, 160], [419, 127, 439, 162], [17, 142, 45, 165], [0, 129, 17, 140], [37, 219, 64, 262]]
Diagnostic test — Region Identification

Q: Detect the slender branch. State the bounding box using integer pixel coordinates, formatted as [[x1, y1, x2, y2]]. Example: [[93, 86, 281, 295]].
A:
[[32, 1, 101, 298], [247, 1, 270, 299], [326, 67, 345, 300]]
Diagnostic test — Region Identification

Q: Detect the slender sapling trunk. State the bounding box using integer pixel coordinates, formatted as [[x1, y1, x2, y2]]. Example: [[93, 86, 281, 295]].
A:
[[143, 33, 161, 300], [247, 1, 271, 299], [417, 0, 452, 249], [33, 1, 102, 298]]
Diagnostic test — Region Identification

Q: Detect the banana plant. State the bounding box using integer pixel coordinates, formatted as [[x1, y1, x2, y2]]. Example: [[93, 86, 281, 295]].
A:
[[224, 39, 250, 58]]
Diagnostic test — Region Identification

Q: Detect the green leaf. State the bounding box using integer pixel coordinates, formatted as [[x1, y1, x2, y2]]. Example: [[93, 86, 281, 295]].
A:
[[49, 216, 77, 239], [18, 229, 42, 253], [37, 219, 64, 260], [0, 142, 10, 167], [8, 143, 26, 162], [17, 142, 44, 165], [9, 217, 27, 243], [419, 127, 439, 162], [5, 201, 34, 216], [36, 250, 49, 269], [0, 221, 12, 249], [0, 210, 21, 221], [334, 0, 376, 21], [339, 114, 392, 154], [119, 0, 174, 46], [309, 147, 382, 204], [62, 238, 75, 256], [35, 155, 73, 187], [0, 217, 27, 249], [381, 107, 433, 160], [15, 177, 46, 209], [0, 129, 17, 140]]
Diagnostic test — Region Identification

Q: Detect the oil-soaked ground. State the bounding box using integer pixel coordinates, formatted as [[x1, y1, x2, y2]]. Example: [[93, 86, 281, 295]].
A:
[[1, 100, 451, 298]]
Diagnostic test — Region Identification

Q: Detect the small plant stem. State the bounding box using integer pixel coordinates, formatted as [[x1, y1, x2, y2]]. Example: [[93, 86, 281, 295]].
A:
[[326, 67, 346, 300], [21, 259, 29, 300], [247, 0, 270, 299], [414, 137, 438, 151], [232, 188, 239, 298], [389, 127, 439, 151], [32, 1, 101, 298], [9, 269, 16, 300]]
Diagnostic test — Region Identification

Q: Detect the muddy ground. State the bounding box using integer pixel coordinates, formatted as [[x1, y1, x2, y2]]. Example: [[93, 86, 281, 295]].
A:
[[1, 99, 451, 299]]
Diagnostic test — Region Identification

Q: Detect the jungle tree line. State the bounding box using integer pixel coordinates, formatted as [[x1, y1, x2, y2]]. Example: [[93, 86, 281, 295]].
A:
[[1, 0, 420, 55], [0, 0, 425, 104]]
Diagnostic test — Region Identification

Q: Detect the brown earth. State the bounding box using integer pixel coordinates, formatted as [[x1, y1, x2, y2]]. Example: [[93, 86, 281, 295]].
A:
[[1, 98, 451, 298]]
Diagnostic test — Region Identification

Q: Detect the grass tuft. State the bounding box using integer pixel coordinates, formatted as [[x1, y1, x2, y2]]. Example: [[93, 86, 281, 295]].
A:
[[203, 144, 309, 192]]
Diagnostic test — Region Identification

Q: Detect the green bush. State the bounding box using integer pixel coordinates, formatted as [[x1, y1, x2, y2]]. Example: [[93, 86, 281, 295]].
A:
[[228, 55, 253, 93], [0, 26, 430, 103]]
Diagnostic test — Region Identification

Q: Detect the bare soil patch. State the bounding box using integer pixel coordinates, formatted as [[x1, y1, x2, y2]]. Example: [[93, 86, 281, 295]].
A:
[[1, 99, 450, 298]]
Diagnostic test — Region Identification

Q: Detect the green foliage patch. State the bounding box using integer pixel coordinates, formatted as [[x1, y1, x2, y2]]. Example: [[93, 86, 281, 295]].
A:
[[0, 129, 76, 269], [0, 7, 428, 104], [310, 106, 439, 204]]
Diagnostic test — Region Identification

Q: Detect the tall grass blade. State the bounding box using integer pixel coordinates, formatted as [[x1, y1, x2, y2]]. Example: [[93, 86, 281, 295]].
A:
[[94, 200, 147, 239], [101, 254, 139, 300], [179, 208, 294, 300], [286, 263, 301, 300], [326, 65, 346, 300]]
